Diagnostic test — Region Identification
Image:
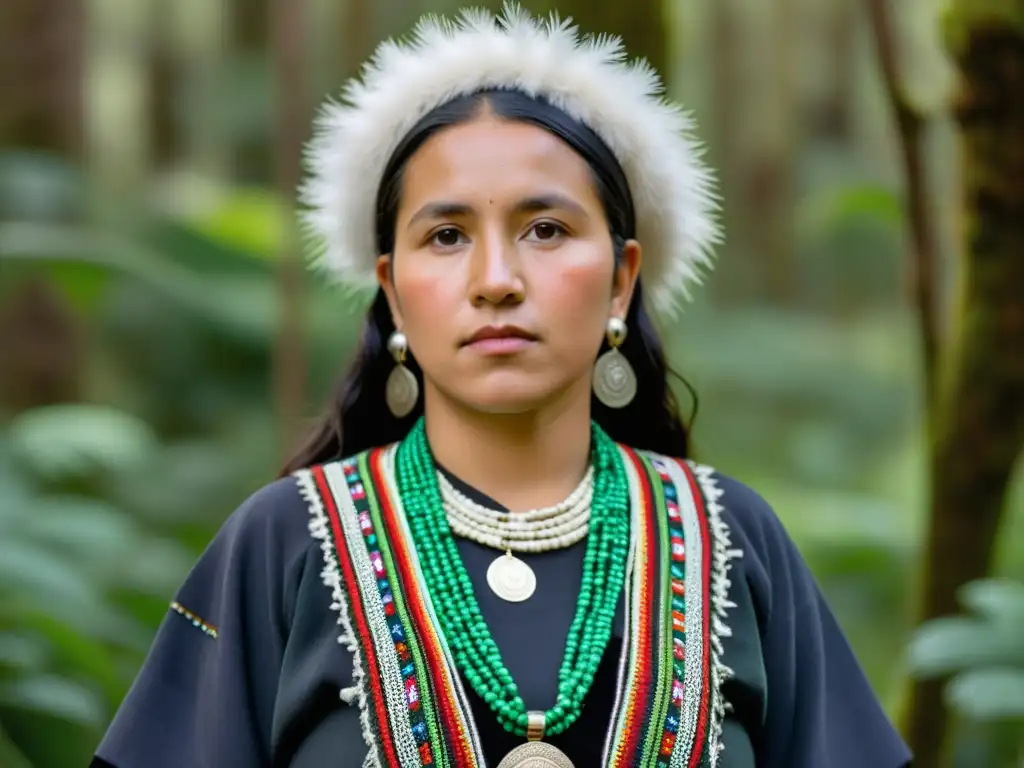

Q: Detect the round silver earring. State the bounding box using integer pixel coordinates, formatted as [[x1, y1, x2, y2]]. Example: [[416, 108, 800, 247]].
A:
[[592, 317, 637, 409], [385, 331, 420, 418]]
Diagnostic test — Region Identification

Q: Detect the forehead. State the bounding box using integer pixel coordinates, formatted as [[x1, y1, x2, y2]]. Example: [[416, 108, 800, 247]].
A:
[[398, 117, 599, 207]]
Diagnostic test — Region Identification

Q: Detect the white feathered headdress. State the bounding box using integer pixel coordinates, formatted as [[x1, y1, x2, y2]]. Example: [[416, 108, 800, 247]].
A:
[[300, 2, 720, 317]]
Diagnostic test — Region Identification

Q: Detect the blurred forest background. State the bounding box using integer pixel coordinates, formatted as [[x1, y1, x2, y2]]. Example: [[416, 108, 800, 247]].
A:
[[1, 0, 1022, 766]]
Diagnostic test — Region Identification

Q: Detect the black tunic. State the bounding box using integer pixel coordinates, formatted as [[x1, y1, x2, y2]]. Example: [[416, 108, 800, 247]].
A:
[[93, 469, 911, 767]]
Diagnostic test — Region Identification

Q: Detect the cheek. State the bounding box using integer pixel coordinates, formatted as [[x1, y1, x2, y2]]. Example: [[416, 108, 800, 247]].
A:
[[538, 260, 614, 325], [392, 267, 459, 347]]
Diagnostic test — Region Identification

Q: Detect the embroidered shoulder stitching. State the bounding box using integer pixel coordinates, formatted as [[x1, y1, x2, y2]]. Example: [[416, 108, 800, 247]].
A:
[[169, 601, 219, 639]]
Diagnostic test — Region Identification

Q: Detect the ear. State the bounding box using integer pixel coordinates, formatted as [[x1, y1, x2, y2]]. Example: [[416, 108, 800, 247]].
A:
[[376, 254, 404, 329], [610, 239, 642, 320]]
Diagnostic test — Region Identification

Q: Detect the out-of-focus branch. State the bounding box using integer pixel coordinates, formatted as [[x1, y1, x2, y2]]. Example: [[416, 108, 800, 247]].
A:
[[864, 0, 940, 412], [270, 0, 309, 458]]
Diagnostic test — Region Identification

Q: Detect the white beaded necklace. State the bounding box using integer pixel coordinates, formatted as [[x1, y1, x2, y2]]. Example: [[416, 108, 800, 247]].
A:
[[437, 468, 594, 603], [438, 468, 593, 553]]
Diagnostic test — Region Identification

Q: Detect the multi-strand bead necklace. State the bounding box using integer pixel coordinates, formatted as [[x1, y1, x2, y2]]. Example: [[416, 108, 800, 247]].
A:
[[439, 465, 594, 602], [395, 418, 631, 741], [439, 466, 593, 553]]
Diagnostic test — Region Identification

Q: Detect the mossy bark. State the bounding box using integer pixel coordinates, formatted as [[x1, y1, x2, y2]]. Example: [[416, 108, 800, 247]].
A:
[[902, 6, 1024, 766], [0, 0, 85, 415], [0, 0, 84, 158]]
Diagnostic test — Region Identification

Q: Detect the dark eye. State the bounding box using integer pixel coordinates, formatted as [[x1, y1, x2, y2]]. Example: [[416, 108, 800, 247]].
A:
[[528, 222, 565, 242], [431, 227, 464, 248]]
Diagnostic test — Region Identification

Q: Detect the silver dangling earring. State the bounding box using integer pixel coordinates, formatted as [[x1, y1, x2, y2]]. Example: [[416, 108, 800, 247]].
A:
[[385, 331, 419, 418], [592, 317, 637, 409]]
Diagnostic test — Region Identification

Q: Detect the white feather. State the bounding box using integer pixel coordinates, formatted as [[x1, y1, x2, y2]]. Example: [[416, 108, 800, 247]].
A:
[[299, 2, 721, 318]]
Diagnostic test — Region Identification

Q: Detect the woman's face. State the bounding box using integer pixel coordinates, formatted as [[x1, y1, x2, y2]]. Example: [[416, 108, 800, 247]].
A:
[[377, 114, 641, 416]]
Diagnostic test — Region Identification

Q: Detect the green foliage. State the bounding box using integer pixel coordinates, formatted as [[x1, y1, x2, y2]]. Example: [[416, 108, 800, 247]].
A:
[[0, 152, 86, 222], [0, 406, 196, 765], [0, 151, 308, 763], [8, 405, 158, 480], [942, 0, 1024, 57], [189, 187, 290, 259], [909, 579, 1024, 724]]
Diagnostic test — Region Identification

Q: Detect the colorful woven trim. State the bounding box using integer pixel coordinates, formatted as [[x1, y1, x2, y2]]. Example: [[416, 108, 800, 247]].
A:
[[294, 444, 739, 768]]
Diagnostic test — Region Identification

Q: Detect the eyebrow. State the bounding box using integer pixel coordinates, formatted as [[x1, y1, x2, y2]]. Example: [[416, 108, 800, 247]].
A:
[[406, 193, 589, 229]]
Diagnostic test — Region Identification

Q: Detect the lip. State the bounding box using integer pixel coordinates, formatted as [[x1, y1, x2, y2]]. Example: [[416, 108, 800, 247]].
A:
[[462, 325, 538, 354]]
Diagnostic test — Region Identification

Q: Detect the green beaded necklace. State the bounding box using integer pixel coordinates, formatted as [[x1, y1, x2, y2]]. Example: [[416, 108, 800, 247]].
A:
[[395, 418, 631, 737]]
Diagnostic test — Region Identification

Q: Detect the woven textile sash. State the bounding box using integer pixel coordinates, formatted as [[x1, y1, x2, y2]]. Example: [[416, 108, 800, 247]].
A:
[[294, 444, 738, 768]]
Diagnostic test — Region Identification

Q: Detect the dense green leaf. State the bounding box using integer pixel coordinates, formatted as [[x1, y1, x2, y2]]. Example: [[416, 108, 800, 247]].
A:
[[799, 183, 904, 243], [187, 187, 289, 259], [0, 460, 35, 524], [0, 632, 49, 670], [115, 538, 195, 597], [0, 540, 100, 606], [8, 404, 158, 479], [0, 151, 85, 221], [139, 214, 275, 276], [0, 675, 104, 727], [14, 497, 141, 562], [947, 669, 1024, 722], [10, 613, 133, 697], [8, 588, 149, 650], [0, 223, 272, 340], [909, 616, 1024, 676], [958, 579, 1024, 625], [0, 723, 33, 768]]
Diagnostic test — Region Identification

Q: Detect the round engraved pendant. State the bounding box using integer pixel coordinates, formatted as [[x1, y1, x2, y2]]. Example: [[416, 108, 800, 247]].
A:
[[496, 741, 575, 768], [385, 364, 419, 418], [486, 553, 537, 602], [592, 349, 637, 409]]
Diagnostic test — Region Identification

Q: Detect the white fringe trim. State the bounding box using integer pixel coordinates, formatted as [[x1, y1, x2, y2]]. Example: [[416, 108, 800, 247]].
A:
[[300, 2, 720, 319], [689, 462, 743, 766], [293, 469, 381, 768]]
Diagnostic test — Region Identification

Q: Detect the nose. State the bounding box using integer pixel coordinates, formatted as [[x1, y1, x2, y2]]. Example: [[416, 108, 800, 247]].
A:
[[467, 230, 525, 306]]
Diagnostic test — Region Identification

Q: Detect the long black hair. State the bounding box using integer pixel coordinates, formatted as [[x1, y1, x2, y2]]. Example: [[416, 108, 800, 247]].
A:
[[281, 89, 697, 475]]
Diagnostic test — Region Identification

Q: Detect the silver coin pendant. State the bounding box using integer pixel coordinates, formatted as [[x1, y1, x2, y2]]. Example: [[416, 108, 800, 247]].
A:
[[486, 553, 537, 602], [385, 364, 419, 418], [496, 741, 575, 768], [592, 348, 637, 409]]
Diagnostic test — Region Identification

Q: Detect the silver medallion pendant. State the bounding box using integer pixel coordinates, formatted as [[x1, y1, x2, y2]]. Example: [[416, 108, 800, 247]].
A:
[[486, 552, 537, 602], [496, 741, 575, 768], [592, 348, 637, 409], [385, 364, 419, 418]]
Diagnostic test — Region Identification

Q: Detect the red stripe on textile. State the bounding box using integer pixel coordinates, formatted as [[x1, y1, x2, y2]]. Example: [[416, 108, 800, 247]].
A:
[[368, 449, 475, 768], [313, 465, 401, 768], [617, 447, 658, 766], [675, 461, 712, 768]]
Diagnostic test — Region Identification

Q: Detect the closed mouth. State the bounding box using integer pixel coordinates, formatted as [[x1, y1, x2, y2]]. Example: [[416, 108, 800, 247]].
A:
[[463, 326, 538, 346]]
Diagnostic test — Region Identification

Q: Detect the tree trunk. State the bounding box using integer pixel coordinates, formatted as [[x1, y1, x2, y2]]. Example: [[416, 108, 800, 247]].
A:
[[229, 0, 272, 183], [145, 30, 184, 171], [0, 0, 84, 159], [337, 0, 375, 81], [271, 0, 310, 458], [0, 0, 85, 415], [902, 7, 1024, 767], [743, 0, 799, 305], [815, 0, 857, 141], [708, 0, 743, 304], [0, 278, 83, 412], [865, 0, 942, 412]]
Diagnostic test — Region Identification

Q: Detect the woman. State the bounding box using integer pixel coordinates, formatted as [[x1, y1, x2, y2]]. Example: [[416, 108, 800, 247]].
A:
[[94, 7, 912, 767]]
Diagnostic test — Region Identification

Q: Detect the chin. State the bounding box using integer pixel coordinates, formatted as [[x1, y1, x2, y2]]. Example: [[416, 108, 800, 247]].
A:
[[454, 380, 562, 416], [462, 391, 551, 416]]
